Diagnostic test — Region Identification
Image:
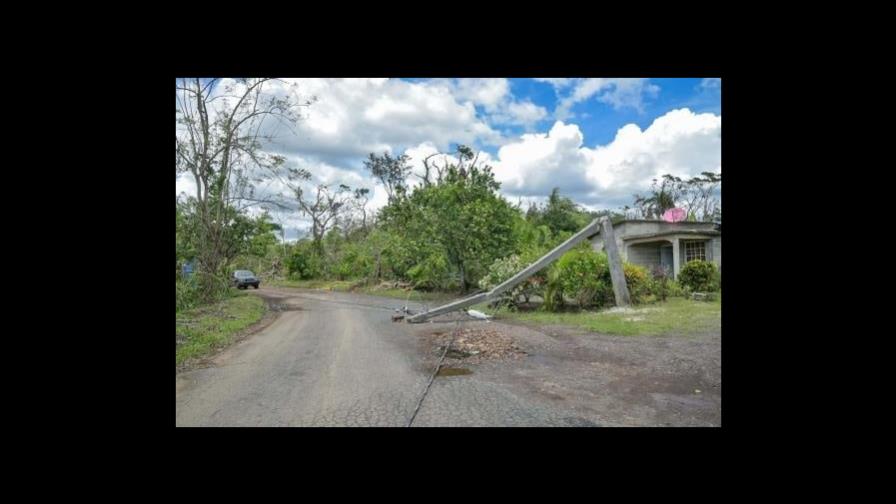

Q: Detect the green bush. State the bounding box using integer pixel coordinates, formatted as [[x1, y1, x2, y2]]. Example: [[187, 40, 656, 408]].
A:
[[555, 246, 607, 309], [407, 253, 453, 291], [622, 263, 650, 303], [540, 247, 656, 311], [479, 254, 546, 308], [651, 266, 669, 301], [176, 277, 201, 312], [542, 266, 563, 312], [176, 273, 233, 312], [329, 242, 374, 281], [666, 279, 687, 298], [288, 247, 323, 280], [678, 260, 720, 292]]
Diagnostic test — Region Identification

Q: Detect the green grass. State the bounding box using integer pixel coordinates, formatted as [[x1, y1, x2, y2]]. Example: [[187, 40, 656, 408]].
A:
[[176, 292, 267, 366], [479, 296, 721, 336]]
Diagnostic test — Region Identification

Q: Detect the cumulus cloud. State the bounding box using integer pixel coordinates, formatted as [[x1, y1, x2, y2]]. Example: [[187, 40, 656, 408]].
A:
[[425, 78, 548, 129], [491, 100, 548, 128], [491, 108, 721, 209], [542, 78, 660, 119], [700, 77, 721, 89], [491, 121, 591, 198], [177, 78, 719, 240], [272, 78, 504, 160], [534, 78, 574, 88], [450, 78, 510, 110]]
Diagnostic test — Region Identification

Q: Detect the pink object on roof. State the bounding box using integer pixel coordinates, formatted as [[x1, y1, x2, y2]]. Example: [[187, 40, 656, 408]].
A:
[[662, 208, 686, 222]]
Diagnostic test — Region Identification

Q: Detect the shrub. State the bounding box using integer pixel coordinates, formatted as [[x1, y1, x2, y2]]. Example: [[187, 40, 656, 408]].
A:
[[555, 246, 607, 309], [678, 259, 720, 292], [479, 251, 550, 309], [288, 248, 323, 279], [667, 279, 687, 298], [176, 273, 231, 312], [176, 277, 201, 312], [329, 242, 374, 281], [480, 255, 525, 308], [407, 253, 452, 291], [651, 265, 669, 301], [622, 263, 650, 303], [542, 265, 564, 312]]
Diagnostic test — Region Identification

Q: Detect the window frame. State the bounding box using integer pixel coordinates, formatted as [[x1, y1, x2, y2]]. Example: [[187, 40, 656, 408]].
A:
[[684, 240, 707, 263]]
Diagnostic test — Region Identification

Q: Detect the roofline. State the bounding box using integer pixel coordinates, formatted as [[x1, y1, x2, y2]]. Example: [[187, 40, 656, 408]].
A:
[[620, 230, 721, 241], [612, 219, 718, 225], [586, 220, 720, 239]]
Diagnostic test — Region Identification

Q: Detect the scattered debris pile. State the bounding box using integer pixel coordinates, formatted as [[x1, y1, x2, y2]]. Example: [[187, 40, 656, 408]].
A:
[[429, 327, 527, 365]]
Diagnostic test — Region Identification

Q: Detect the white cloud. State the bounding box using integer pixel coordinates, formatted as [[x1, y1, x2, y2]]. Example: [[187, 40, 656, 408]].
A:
[[491, 108, 721, 209], [494, 100, 548, 128], [700, 78, 721, 89], [451, 78, 510, 110], [177, 78, 719, 240], [264, 78, 504, 161], [534, 78, 574, 88], [544, 78, 660, 119], [428, 78, 548, 129], [492, 121, 590, 197]]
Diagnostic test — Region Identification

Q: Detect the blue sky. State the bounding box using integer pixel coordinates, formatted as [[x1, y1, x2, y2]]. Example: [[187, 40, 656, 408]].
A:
[[177, 77, 722, 240], [397, 77, 721, 152]]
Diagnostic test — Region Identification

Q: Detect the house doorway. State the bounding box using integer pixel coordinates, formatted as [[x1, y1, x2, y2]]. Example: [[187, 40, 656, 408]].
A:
[[660, 244, 673, 277]]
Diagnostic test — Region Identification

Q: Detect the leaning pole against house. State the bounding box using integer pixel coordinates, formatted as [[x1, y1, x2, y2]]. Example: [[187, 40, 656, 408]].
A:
[[599, 216, 631, 307], [406, 216, 631, 323]]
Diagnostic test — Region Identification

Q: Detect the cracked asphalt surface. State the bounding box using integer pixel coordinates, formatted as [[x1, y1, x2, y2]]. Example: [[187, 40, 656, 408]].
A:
[[176, 287, 720, 427]]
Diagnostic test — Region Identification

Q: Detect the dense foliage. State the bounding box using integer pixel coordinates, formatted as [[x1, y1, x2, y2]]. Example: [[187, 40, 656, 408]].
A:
[[175, 83, 722, 315], [678, 259, 720, 292]]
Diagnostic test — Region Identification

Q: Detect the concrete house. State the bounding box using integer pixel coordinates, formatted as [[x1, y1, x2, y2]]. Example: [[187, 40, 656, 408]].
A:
[[588, 220, 721, 279]]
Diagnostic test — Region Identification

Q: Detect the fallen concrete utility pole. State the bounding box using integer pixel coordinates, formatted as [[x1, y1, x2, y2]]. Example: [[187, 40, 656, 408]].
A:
[[406, 216, 630, 323], [600, 216, 631, 307]]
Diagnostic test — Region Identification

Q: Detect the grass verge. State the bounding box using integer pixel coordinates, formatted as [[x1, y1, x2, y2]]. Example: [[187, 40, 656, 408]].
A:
[[479, 296, 721, 336], [176, 292, 266, 367]]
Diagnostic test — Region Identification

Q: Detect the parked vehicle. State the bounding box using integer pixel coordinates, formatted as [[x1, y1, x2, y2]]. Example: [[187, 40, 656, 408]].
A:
[[232, 270, 260, 289]]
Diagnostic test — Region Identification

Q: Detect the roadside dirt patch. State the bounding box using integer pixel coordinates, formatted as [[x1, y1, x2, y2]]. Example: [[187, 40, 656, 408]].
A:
[[415, 317, 721, 426], [426, 326, 528, 365]]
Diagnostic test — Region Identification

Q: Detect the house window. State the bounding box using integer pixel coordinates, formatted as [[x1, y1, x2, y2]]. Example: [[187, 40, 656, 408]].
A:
[[685, 241, 706, 262]]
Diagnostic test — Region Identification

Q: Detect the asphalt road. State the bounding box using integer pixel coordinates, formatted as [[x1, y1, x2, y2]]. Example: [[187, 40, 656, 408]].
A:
[[176, 287, 595, 427], [177, 287, 721, 427]]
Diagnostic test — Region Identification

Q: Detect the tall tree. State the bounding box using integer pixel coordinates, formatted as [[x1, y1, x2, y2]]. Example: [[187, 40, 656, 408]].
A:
[[295, 184, 359, 254], [363, 152, 411, 201], [526, 188, 591, 235], [633, 174, 685, 219], [630, 172, 720, 221], [379, 152, 518, 291], [175, 77, 314, 297]]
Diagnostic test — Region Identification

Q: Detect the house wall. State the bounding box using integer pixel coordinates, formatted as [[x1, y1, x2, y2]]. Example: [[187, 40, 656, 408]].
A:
[[711, 237, 721, 269], [590, 234, 626, 259], [590, 222, 716, 248], [627, 242, 662, 272], [680, 238, 721, 268]]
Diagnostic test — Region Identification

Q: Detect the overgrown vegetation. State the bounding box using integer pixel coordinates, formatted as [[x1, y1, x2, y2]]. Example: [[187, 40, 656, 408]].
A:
[[678, 259, 720, 292], [176, 79, 721, 330], [176, 292, 266, 366]]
